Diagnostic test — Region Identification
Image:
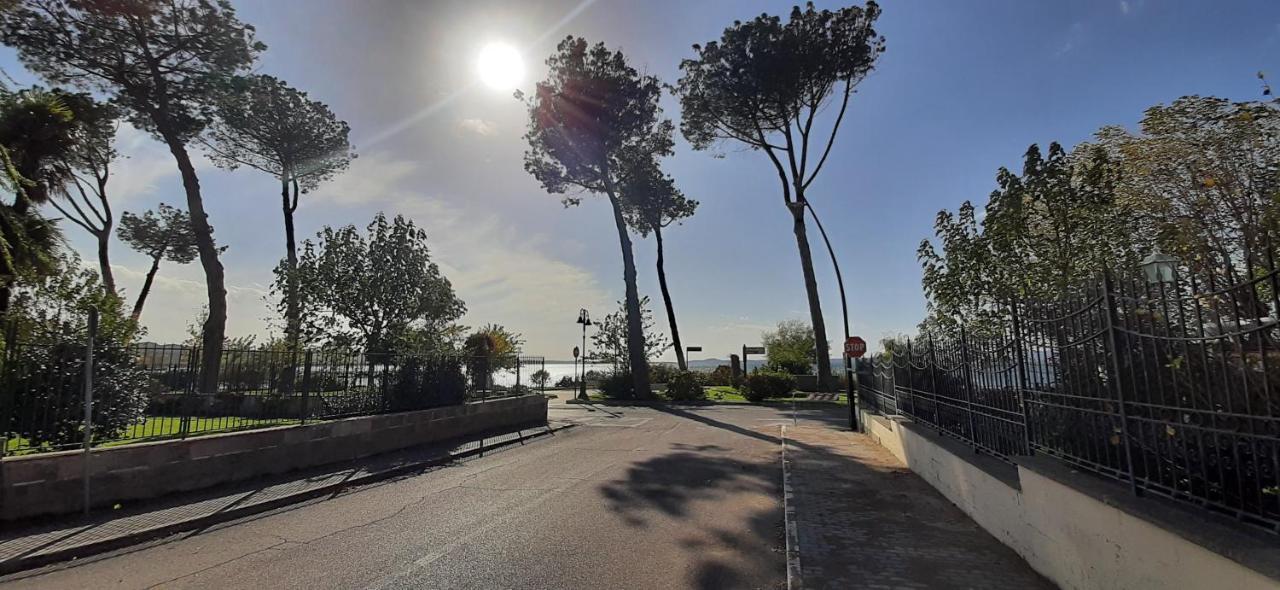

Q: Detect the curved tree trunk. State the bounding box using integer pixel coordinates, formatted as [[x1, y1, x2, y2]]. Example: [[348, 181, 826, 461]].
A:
[[790, 201, 833, 391], [96, 229, 116, 297], [131, 253, 162, 321], [281, 178, 301, 392], [653, 225, 685, 371], [608, 193, 652, 398], [163, 133, 226, 394]]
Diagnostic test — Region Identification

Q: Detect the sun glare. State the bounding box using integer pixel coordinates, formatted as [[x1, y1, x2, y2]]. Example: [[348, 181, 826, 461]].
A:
[[477, 42, 525, 91]]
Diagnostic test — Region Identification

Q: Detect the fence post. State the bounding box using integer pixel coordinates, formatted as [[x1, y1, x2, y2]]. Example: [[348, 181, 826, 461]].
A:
[[516, 356, 522, 395], [926, 334, 942, 427], [906, 338, 917, 418], [81, 306, 98, 516], [958, 324, 978, 446], [380, 361, 390, 413], [1101, 271, 1140, 496], [0, 319, 15, 458], [180, 346, 198, 439], [1009, 300, 1034, 455], [300, 350, 313, 425]]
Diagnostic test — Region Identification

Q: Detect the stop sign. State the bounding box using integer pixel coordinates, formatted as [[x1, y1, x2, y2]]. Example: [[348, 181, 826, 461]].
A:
[[844, 336, 867, 358]]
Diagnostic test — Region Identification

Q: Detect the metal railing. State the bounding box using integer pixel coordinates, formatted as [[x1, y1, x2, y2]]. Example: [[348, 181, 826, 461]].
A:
[[0, 337, 545, 456], [857, 269, 1280, 534]]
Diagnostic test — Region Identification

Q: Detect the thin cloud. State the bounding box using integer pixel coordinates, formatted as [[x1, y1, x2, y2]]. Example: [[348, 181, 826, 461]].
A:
[[456, 117, 499, 137], [300, 152, 612, 354], [306, 151, 417, 206], [108, 262, 271, 343], [110, 124, 212, 202]]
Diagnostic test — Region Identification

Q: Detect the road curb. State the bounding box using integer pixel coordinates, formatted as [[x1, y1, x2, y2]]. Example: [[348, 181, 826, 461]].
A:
[[0, 422, 573, 577]]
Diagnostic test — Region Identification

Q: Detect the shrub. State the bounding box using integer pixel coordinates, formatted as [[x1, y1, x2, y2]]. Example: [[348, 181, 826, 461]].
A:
[[665, 371, 705, 401], [531, 369, 551, 388], [4, 341, 149, 448], [554, 374, 575, 388], [742, 371, 795, 402], [648, 363, 680, 384], [704, 365, 734, 386], [387, 356, 466, 411], [600, 372, 634, 399]]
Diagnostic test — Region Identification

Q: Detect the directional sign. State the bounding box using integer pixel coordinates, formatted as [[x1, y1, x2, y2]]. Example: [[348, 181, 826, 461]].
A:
[[743, 346, 766, 355], [844, 336, 867, 358], [686, 346, 703, 352]]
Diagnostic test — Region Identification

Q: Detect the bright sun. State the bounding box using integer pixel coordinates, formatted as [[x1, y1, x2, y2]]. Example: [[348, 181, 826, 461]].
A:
[[477, 42, 525, 91]]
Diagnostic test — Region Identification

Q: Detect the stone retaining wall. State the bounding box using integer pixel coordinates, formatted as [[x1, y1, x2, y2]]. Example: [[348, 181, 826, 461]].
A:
[[1, 395, 547, 521], [859, 408, 1280, 590]]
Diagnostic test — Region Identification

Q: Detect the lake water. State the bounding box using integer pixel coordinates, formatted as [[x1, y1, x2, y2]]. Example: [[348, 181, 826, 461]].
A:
[[489, 362, 616, 387]]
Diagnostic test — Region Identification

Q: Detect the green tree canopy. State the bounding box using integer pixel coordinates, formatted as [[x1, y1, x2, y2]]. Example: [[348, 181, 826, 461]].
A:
[[283, 212, 465, 355], [591, 296, 669, 371], [118, 203, 199, 321], [522, 36, 673, 398], [0, 0, 266, 392], [676, 1, 885, 391], [205, 73, 354, 352], [762, 319, 819, 375]]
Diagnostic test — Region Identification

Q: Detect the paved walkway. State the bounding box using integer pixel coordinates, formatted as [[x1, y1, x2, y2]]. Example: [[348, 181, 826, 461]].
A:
[[784, 425, 1053, 589], [1, 401, 1055, 589], [0, 426, 557, 575]]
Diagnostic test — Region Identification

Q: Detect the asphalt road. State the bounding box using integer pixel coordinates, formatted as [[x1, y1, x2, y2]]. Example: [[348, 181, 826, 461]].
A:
[[2, 400, 848, 590]]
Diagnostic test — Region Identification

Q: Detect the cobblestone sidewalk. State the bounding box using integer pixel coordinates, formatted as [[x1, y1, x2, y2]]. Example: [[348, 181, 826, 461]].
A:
[[784, 425, 1054, 589]]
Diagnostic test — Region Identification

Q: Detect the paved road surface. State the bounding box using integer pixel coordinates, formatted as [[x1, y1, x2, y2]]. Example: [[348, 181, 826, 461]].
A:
[[0, 400, 1049, 589]]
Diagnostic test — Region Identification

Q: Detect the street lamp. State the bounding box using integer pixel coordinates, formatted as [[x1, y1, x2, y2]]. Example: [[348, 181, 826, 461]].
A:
[[576, 309, 592, 400], [1140, 250, 1178, 284]]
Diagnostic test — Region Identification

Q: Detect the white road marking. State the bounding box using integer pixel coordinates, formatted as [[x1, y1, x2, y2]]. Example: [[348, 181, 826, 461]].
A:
[[782, 425, 803, 590]]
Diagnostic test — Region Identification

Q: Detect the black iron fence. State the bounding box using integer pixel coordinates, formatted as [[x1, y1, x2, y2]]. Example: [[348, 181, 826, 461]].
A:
[[857, 270, 1280, 534], [0, 339, 545, 456]]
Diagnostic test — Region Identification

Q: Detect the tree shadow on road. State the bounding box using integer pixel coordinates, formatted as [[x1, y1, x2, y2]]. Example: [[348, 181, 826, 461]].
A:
[[601, 404, 1051, 590]]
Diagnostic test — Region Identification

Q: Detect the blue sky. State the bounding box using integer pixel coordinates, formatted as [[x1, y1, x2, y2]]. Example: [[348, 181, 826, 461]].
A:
[[4, 0, 1279, 359]]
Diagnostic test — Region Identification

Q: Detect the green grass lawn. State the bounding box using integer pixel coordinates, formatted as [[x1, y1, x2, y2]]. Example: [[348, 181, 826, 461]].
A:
[[704, 386, 749, 403], [4, 415, 302, 455]]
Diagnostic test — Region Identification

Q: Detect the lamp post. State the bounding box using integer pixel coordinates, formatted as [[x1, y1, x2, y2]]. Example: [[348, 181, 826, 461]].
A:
[[576, 309, 592, 400], [1140, 250, 1178, 284]]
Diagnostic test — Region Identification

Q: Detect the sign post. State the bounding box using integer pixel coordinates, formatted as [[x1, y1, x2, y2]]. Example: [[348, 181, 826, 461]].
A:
[[741, 346, 765, 377], [843, 336, 867, 359], [685, 346, 702, 369], [844, 336, 866, 431]]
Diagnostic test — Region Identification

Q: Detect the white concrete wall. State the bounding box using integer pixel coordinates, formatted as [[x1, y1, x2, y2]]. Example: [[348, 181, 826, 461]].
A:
[[858, 409, 1279, 590]]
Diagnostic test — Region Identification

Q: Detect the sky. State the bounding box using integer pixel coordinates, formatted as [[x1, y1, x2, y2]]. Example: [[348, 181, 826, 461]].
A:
[[2, 0, 1279, 360]]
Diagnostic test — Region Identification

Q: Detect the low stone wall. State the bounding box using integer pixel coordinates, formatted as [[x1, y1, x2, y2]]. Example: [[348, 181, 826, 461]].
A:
[[2, 395, 547, 521], [859, 409, 1280, 590]]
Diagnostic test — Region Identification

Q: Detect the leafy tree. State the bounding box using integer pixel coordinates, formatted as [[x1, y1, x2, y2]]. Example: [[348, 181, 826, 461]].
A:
[[462, 323, 523, 390], [531, 368, 550, 389], [1094, 96, 1280, 292], [117, 204, 199, 321], [205, 74, 354, 353], [620, 158, 697, 370], [917, 142, 1137, 335], [283, 212, 465, 355], [762, 319, 819, 375], [0, 86, 77, 213], [3, 252, 147, 450], [522, 36, 672, 398], [591, 296, 669, 372], [0, 87, 75, 313], [676, 2, 884, 391], [42, 90, 122, 296], [1, 0, 267, 393]]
